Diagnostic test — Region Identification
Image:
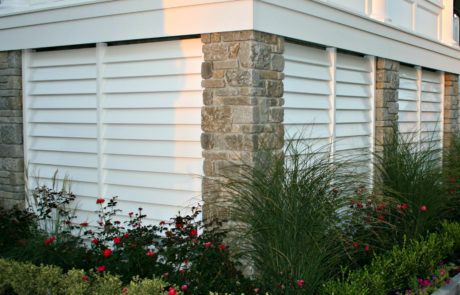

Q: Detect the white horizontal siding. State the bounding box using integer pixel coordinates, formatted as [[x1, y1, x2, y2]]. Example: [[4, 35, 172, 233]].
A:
[[398, 65, 443, 149], [24, 38, 203, 225], [284, 42, 374, 177]]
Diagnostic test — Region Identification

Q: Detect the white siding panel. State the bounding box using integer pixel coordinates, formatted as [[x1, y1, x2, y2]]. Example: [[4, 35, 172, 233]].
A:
[[284, 43, 331, 144], [398, 66, 443, 148], [25, 39, 203, 226], [284, 43, 374, 178]]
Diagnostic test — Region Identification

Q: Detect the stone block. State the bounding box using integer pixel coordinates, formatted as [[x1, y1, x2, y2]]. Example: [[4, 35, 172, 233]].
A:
[[0, 144, 24, 158], [213, 60, 239, 70], [0, 124, 23, 144], [203, 43, 228, 61], [201, 62, 213, 79], [201, 79, 225, 88], [201, 106, 233, 132]]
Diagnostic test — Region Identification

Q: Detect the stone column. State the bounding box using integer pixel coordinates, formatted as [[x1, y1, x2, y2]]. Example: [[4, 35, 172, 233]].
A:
[[374, 58, 400, 152], [0, 51, 24, 209], [201, 31, 284, 221], [443, 73, 459, 150]]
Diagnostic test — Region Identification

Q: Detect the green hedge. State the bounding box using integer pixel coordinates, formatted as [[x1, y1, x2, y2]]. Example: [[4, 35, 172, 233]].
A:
[[322, 221, 460, 295], [0, 259, 167, 295]]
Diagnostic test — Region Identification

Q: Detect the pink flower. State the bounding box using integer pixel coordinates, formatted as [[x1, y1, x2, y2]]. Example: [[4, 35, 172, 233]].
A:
[[96, 198, 105, 204], [168, 287, 177, 295], [352, 242, 360, 249], [204, 242, 212, 249], [113, 237, 121, 245], [181, 285, 188, 291], [364, 245, 370, 252], [102, 248, 112, 258], [296, 279, 305, 288], [420, 205, 428, 212], [254, 288, 261, 293], [96, 265, 106, 272]]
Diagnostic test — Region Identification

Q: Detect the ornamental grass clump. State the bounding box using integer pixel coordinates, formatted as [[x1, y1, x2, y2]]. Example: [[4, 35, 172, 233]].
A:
[[373, 128, 451, 244], [226, 142, 358, 294], [443, 132, 460, 219]]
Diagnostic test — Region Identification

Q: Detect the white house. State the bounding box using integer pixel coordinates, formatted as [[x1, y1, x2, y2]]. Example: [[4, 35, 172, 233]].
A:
[[0, 0, 459, 223]]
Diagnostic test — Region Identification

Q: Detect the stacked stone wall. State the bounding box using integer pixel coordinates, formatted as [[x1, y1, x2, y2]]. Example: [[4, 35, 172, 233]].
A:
[[0, 51, 24, 208], [201, 31, 284, 221]]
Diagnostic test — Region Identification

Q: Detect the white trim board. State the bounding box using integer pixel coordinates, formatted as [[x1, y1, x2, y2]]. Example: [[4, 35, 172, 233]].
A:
[[1, 0, 460, 73]]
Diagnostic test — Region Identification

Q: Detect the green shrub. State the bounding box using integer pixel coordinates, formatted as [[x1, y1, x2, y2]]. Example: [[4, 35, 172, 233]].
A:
[[373, 128, 452, 244], [444, 132, 460, 218], [0, 258, 167, 295], [226, 142, 359, 294], [323, 222, 460, 295]]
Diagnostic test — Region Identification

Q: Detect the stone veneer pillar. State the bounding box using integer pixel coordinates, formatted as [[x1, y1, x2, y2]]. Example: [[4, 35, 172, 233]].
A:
[[0, 51, 24, 209], [201, 31, 284, 221], [443, 73, 459, 150], [374, 58, 400, 152]]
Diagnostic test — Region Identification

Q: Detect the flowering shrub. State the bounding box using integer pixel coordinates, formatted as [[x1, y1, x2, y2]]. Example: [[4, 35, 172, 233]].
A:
[[323, 222, 460, 295]]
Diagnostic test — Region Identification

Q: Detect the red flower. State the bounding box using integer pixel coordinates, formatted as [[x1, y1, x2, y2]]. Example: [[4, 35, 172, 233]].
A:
[[296, 279, 305, 288], [168, 287, 177, 295], [376, 203, 385, 211], [183, 259, 189, 265], [179, 269, 186, 275], [82, 275, 89, 282], [397, 203, 409, 210], [364, 245, 370, 252], [96, 265, 106, 272], [122, 287, 128, 294], [96, 198, 105, 204], [352, 242, 360, 249], [159, 221, 166, 226], [44, 236, 56, 246], [378, 214, 385, 221], [91, 238, 99, 245], [79, 222, 89, 227], [218, 244, 226, 250], [420, 205, 428, 212], [181, 285, 188, 291], [113, 237, 121, 245], [189, 228, 198, 237], [204, 242, 213, 249], [124, 233, 129, 238], [146, 250, 156, 257], [175, 223, 183, 229], [357, 202, 363, 209], [128, 212, 134, 217], [103, 248, 112, 258]]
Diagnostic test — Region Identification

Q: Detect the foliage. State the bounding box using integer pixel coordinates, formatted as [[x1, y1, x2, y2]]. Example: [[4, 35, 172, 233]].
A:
[[0, 258, 167, 295], [322, 222, 460, 295], [443, 132, 460, 219], [0, 206, 38, 254], [225, 142, 362, 294], [83, 198, 251, 293], [373, 128, 452, 243]]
